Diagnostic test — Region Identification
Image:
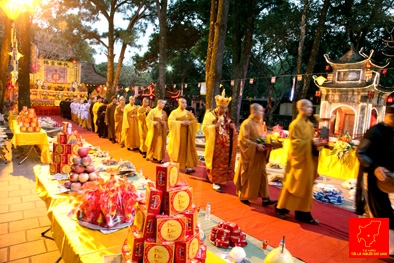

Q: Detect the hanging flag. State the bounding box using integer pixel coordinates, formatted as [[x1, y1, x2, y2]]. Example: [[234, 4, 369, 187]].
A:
[[290, 77, 295, 101], [271, 76, 276, 84], [297, 74, 302, 81]]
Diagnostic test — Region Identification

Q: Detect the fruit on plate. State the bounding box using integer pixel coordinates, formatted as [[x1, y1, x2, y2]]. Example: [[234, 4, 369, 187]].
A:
[[101, 157, 118, 166]]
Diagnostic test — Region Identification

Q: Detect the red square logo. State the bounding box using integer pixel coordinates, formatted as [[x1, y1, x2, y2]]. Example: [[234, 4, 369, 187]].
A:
[[349, 218, 389, 258]]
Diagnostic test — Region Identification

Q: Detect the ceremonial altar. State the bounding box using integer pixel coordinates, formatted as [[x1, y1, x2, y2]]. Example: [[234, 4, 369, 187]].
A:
[[10, 120, 51, 164], [34, 164, 223, 263], [269, 138, 359, 180]]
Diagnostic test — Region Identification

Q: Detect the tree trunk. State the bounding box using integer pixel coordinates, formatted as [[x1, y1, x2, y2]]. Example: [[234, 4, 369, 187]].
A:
[[205, 0, 230, 110], [113, 43, 128, 91], [295, 0, 330, 116], [0, 18, 11, 114], [155, 0, 167, 102], [106, 17, 115, 101], [292, 0, 312, 119], [17, 12, 31, 111], [229, 0, 256, 124]]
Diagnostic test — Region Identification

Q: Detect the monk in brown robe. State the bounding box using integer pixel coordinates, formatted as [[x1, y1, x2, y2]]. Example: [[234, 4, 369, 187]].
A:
[[275, 99, 321, 225], [145, 99, 168, 163], [168, 98, 199, 173], [234, 104, 277, 206], [137, 98, 151, 158], [105, 96, 118, 143]]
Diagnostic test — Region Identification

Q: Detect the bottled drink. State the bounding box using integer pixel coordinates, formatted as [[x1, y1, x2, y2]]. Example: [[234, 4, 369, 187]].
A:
[[205, 202, 211, 220], [139, 168, 143, 180]]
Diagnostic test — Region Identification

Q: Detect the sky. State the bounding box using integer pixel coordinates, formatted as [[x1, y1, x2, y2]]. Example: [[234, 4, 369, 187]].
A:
[[91, 12, 155, 65]]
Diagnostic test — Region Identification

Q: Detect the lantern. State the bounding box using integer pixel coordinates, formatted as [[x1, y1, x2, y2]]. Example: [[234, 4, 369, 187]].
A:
[[383, 68, 388, 75], [366, 71, 373, 80], [327, 73, 333, 81], [315, 76, 327, 86], [387, 96, 393, 103], [297, 75, 302, 81], [325, 65, 331, 72], [315, 91, 321, 97], [366, 61, 372, 70], [231, 80, 234, 86], [367, 91, 375, 99], [249, 78, 254, 84], [173, 84, 176, 88]]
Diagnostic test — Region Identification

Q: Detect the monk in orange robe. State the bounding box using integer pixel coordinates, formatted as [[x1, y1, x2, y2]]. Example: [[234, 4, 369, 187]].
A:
[[234, 103, 277, 206], [275, 99, 320, 225]]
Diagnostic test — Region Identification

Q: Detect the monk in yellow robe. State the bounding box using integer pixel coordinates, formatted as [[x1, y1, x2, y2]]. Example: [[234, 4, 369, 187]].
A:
[[145, 99, 168, 163], [138, 98, 151, 158], [92, 96, 103, 133], [202, 90, 237, 193], [123, 96, 140, 151], [276, 99, 320, 225], [115, 96, 125, 147], [234, 104, 277, 206], [168, 98, 199, 173]]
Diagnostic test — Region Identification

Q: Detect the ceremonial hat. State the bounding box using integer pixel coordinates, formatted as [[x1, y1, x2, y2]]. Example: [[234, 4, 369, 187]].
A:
[[386, 105, 394, 114], [215, 90, 231, 107]]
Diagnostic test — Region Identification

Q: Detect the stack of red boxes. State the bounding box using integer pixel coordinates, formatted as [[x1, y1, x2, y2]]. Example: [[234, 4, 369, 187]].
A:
[[210, 221, 248, 248], [50, 122, 82, 174], [122, 162, 207, 263], [16, 107, 41, 132]]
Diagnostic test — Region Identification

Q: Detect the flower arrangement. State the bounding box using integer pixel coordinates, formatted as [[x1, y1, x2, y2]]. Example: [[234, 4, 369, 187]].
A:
[[330, 132, 355, 166]]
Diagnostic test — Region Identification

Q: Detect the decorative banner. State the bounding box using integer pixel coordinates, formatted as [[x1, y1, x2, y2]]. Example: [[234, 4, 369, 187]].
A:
[[249, 78, 254, 84], [44, 66, 68, 84], [297, 74, 303, 81], [271, 76, 276, 84], [200, 82, 206, 95]]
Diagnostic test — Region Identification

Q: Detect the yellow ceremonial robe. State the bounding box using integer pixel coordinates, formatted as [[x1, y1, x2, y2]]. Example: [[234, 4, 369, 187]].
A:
[[168, 107, 199, 169], [277, 114, 317, 212], [145, 107, 168, 161], [92, 102, 102, 132], [202, 110, 237, 184], [123, 104, 140, 149], [114, 104, 124, 144], [138, 106, 150, 153], [234, 117, 268, 200]]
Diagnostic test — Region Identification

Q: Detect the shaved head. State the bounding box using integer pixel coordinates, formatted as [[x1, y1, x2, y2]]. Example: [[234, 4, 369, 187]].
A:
[[250, 103, 264, 120], [296, 99, 313, 117], [179, 98, 187, 110], [250, 103, 263, 112]]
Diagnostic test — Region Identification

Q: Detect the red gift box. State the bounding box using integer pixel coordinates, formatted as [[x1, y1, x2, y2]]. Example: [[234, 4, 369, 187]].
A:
[[175, 232, 200, 263], [215, 239, 230, 248], [182, 209, 197, 237], [145, 184, 163, 214], [122, 225, 144, 262], [133, 204, 156, 239], [59, 163, 71, 174], [195, 244, 207, 261], [143, 241, 175, 263], [53, 154, 68, 165], [49, 163, 59, 174], [57, 133, 67, 144], [156, 162, 179, 191], [162, 186, 193, 215], [53, 143, 67, 154], [156, 215, 186, 243]]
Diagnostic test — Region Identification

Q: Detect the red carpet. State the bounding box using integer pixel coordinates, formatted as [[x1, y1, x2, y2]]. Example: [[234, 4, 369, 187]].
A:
[[47, 115, 387, 263]]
